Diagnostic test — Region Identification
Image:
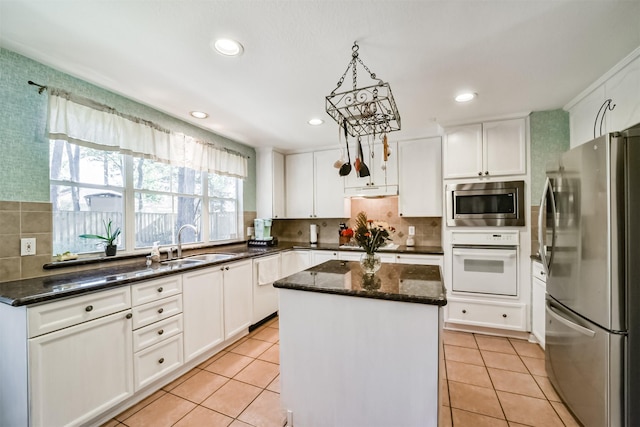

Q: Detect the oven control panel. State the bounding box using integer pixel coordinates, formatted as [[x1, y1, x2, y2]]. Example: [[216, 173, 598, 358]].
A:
[[451, 230, 519, 246]]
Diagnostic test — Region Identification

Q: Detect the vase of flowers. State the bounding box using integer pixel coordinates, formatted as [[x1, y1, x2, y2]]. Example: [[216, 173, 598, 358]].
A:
[[79, 219, 121, 257], [353, 211, 395, 274]]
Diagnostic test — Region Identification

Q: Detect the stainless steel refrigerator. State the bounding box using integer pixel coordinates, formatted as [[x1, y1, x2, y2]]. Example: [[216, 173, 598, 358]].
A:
[[538, 122, 640, 427]]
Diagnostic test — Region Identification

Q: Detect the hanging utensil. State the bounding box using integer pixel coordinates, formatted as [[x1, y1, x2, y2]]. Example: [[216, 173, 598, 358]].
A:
[[334, 124, 346, 168], [339, 120, 352, 176], [357, 136, 370, 178], [381, 133, 389, 171]]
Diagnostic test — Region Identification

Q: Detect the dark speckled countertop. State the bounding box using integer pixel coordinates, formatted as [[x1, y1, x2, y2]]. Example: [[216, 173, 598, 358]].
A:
[[273, 260, 446, 306], [0, 241, 444, 307]]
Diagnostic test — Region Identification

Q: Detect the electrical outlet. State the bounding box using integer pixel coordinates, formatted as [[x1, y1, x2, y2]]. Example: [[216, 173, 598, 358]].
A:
[[21, 238, 36, 256], [408, 226, 415, 235]]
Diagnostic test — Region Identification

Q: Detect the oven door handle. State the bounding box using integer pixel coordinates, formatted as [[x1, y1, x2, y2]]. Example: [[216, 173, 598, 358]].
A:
[[545, 299, 596, 338], [538, 177, 557, 275], [452, 250, 516, 259]]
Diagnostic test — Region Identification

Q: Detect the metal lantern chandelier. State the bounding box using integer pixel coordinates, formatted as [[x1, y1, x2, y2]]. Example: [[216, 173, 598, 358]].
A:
[[325, 41, 401, 138]]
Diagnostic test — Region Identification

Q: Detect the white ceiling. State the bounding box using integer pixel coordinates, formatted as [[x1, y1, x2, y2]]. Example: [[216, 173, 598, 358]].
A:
[[1, 1, 639, 152]]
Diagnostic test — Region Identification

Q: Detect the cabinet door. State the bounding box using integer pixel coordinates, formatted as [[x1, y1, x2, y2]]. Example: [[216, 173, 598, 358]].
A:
[[253, 254, 281, 324], [483, 118, 526, 177], [344, 141, 399, 190], [183, 267, 224, 362], [272, 151, 286, 218], [281, 250, 311, 277], [395, 254, 443, 267], [285, 152, 314, 218], [29, 310, 133, 427], [314, 149, 348, 218], [606, 55, 640, 133], [569, 85, 607, 148], [532, 276, 546, 348], [443, 124, 483, 178], [311, 250, 338, 266], [223, 260, 253, 339], [398, 137, 442, 217]]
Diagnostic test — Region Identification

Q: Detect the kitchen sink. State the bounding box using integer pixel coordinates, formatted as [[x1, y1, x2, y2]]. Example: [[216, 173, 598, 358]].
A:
[[185, 253, 237, 262], [161, 258, 205, 268]]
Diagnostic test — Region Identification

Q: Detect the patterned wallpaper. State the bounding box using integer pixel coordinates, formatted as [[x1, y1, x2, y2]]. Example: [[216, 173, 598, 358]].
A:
[[530, 110, 570, 205], [0, 48, 257, 208]]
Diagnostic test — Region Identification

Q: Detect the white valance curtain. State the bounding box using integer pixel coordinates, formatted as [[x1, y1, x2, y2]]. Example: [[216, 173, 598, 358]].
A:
[[47, 90, 248, 179]]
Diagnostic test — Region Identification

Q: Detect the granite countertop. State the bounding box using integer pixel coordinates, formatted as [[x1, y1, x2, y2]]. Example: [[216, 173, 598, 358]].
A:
[[0, 241, 444, 307], [273, 260, 446, 306]]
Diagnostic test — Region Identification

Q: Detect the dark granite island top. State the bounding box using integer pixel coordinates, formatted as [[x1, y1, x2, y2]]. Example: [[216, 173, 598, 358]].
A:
[[273, 260, 446, 306]]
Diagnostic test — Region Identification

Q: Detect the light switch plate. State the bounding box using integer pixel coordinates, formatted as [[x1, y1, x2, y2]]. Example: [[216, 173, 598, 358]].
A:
[[408, 226, 415, 235], [21, 238, 36, 256]]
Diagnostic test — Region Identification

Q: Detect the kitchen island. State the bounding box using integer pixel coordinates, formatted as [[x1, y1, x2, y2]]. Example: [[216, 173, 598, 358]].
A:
[[273, 260, 446, 427]]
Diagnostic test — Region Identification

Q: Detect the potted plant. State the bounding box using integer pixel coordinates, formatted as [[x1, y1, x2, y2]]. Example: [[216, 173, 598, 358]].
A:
[[80, 219, 121, 256]]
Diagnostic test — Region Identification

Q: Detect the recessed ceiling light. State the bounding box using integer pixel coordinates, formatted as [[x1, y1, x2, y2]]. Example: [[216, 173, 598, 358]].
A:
[[190, 111, 209, 119], [455, 92, 477, 103], [308, 118, 324, 126], [212, 38, 244, 56]]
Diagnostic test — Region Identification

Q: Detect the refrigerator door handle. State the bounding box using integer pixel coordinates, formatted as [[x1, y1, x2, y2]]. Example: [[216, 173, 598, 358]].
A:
[[538, 177, 557, 275], [546, 300, 596, 338]]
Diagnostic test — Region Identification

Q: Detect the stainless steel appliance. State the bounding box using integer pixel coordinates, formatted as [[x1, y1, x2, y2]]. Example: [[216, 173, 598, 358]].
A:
[[539, 123, 640, 427], [446, 180, 525, 226], [451, 231, 519, 296]]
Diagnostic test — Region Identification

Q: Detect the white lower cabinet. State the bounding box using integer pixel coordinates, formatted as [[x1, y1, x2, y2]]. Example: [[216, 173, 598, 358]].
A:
[[281, 250, 311, 277], [253, 254, 281, 324], [133, 334, 184, 390], [223, 260, 254, 339], [531, 261, 547, 347], [447, 298, 526, 331], [28, 301, 134, 427], [394, 254, 443, 267], [311, 250, 339, 266], [182, 267, 224, 362]]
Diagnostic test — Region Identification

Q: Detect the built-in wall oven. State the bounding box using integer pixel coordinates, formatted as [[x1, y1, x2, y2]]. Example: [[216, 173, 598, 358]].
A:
[[451, 231, 519, 296], [446, 180, 525, 227]]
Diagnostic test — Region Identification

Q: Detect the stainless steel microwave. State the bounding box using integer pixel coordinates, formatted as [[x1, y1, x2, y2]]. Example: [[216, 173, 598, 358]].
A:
[[446, 180, 525, 226]]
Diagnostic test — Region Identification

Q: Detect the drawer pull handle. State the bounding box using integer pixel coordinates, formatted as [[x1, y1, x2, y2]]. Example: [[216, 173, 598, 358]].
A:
[[126, 313, 132, 319], [225, 266, 230, 271], [158, 329, 164, 335], [462, 309, 467, 314], [502, 314, 507, 318], [158, 308, 164, 314], [157, 287, 163, 292], [85, 305, 93, 312], [158, 358, 165, 364]]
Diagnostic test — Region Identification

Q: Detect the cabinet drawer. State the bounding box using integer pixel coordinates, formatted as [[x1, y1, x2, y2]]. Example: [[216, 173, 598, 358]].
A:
[[134, 333, 183, 391], [132, 295, 183, 330], [395, 254, 443, 266], [133, 313, 183, 352], [532, 261, 547, 283], [447, 299, 526, 331], [131, 276, 182, 307], [28, 287, 131, 338]]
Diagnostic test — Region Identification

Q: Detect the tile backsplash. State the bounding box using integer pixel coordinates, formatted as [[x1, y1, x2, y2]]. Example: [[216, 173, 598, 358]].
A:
[[271, 196, 442, 247], [0, 200, 53, 281]]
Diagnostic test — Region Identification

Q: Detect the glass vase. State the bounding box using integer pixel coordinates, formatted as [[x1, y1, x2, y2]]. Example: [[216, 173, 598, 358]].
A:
[[360, 252, 382, 275]]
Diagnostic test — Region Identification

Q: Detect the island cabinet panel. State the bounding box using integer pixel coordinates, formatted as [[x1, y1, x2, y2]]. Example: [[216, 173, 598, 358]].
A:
[[279, 289, 442, 427]]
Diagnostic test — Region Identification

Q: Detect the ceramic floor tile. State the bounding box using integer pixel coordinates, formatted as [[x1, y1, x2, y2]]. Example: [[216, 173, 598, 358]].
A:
[[266, 317, 279, 329], [229, 338, 274, 358], [487, 368, 545, 399], [509, 338, 545, 359], [444, 344, 484, 366], [122, 393, 196, 427], [481, 350, 528, 373], [266, 375, 281, 393], [439, 406, 452, 427], [198, 350, 228, 369], [234, 359, 280, 388], [257, 343, 280, 364], [170, 370, 229, 403], [507, 423, 530, 427], [237, 389, 286, 427], [441, 379, 450, 406], [251, 326, 280, 343], [99, 419, 121, 427], [115, 389, 167, 421], [442, 330, 478, 348], [451, 408, 509, 427], [497, 391, 564, 426], [521, 355, 547, 376], [446, 360, 492, 388], [223, 337, 248, 352], [448, 381, 504, 419], [162, 369, 201, 392], [550, 401, 581, 426], [201, 379, 262, 418], [229, 420, 254, 427], [533, 375, 561, 402], [203, 352, 255, 378], [173, 406, 234, 427], [475, 335, 516, 354]]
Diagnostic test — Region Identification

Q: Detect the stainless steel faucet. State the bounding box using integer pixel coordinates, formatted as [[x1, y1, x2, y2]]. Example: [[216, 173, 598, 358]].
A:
[[177, 224, 197, 258]]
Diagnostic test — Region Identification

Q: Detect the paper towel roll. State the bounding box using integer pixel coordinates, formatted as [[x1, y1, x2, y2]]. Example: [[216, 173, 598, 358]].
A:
[[310, 224, 318, 244]]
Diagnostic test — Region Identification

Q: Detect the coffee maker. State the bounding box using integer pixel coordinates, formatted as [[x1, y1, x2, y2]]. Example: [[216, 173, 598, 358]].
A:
[[249, 218, 278, 246]]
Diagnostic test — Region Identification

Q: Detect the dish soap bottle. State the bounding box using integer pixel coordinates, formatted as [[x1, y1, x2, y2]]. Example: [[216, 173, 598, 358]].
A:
[[150, 241, 161, 262]]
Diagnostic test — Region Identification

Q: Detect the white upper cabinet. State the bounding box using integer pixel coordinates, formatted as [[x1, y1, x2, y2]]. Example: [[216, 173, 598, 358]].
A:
[[256, 148, 285, 219], [444, 118, 526, 179], [398, 137, 442, 217], [568, 85, 607, 148], [285, 149, 349, 219], [343, 140, 398, 196], [605, 54, 640, 135]]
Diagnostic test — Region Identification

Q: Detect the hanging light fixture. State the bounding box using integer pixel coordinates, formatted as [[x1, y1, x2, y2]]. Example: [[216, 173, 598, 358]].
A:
[[325, 41, 401, 138]]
